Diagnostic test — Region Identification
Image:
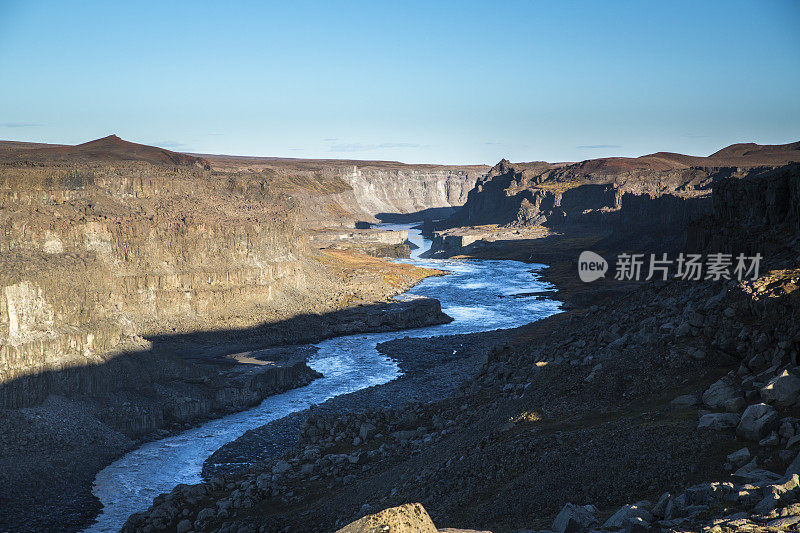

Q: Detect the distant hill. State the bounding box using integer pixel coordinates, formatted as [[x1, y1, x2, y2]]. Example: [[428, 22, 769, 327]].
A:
[[0, 135, 210, 169], [2, 136, 796, 172], [555, 140, 800, 175]]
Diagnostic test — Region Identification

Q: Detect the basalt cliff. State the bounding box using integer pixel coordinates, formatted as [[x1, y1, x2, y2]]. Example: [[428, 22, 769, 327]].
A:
[[430, 142, 800, 257], [197, 151, 488, 224]]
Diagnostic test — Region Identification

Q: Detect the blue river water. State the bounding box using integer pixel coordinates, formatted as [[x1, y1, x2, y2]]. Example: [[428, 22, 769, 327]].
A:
[[85, 224, 560, 532]]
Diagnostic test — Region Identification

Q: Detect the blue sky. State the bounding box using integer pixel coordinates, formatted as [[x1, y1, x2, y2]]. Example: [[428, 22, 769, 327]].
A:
[[0, 0, 798, 164]]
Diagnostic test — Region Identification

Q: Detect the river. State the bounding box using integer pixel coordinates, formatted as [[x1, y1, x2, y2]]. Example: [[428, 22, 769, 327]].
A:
[[84, 224, 560, 532]]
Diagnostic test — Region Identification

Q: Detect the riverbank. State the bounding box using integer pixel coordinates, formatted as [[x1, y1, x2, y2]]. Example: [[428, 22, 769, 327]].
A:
[[202, 327, 517, 479], [0, 346, 321, 532], [0, 289, 451, 533], [123, 275, 743, 532], [425, 225, 642, 310]]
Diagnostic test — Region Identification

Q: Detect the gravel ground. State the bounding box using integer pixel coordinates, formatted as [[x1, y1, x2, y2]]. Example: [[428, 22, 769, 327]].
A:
[[203, 328, 515, 478]]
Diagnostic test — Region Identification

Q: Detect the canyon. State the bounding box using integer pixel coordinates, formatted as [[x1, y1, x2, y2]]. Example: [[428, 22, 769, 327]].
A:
[[0, 136, 466, 531], [123, 155, 800, 533], [2, 135, 800, 533]]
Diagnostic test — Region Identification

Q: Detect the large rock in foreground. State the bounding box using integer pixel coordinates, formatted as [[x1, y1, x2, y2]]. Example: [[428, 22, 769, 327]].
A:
[[335, 503, 438, 533], [761, 370, 800, 406], [737, 403, 779, 441], [552, 502, 600, 533]]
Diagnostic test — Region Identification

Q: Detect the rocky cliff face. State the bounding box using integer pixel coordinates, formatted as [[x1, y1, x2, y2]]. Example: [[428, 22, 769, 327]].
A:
[[0, 161, 314, 407], [692, 163, 800, 256], [337, 164, 482, 219], [197, 153, 489, 224], [441, 142, 800, 232], [0, 146, 452, 412]]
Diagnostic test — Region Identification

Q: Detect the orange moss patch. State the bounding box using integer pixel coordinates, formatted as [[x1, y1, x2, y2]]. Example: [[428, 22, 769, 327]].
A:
[[319, 249, 446, 289]]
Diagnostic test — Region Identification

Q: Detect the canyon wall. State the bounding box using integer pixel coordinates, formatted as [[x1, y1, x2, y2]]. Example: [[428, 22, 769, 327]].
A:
[[693, 162, 800, 256], [335, 165, 482, 219], [444, 161, 737, 231], [0, 137, 475, 416], [0, 162, 325, 408], [441, 142, 799, 232], [199, 153, 489, 223]]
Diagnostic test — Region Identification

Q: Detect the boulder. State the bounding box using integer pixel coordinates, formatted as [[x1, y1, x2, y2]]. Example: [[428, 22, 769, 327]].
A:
[[779, 419, 797, 439], [760, 433, 780, 446], [726, 447, 751, 467], [272, 460, 291, 475], [698, 413, 740, 430], [733, 459, 782, 484], [359, 422, 377, 441], [702, 377, 739, 409], [685, 482, 723, 505], [752, 475, 800, 514], [651, 492, 671, 518], [724, 397, 746, 412], [551, 503, 600, 533], [675, 321, 692, 337], [601, 504, 653, 530], [664, 494, 687, 520], [737, 403, 778, 441], [761, 370, 800, 406], [786, 450, 800, 477], [335, 503, 438, 533], [625, 516, 650, 532], [767, 516, 800, 529]]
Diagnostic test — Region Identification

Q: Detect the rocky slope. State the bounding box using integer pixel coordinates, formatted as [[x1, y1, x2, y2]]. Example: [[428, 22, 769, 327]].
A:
[[122, 162, 800, 533]]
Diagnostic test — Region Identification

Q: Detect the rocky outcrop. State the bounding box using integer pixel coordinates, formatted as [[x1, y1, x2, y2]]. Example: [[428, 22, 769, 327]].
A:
[[697, 162, 800, 255], [334, 503, 437, 533], [439, 141, 799, 235], [309, 228, 415, 257]]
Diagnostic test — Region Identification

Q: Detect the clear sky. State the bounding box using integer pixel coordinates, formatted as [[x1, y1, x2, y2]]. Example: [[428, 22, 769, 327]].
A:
[[0, 0, 798, 164]]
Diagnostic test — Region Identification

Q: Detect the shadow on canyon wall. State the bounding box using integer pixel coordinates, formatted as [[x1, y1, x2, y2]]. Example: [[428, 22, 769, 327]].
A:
[[375, 206, 460, 224], [0, 296, 454, 531], [1, 297, 452, 411]]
